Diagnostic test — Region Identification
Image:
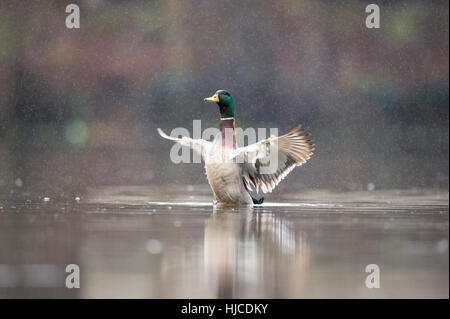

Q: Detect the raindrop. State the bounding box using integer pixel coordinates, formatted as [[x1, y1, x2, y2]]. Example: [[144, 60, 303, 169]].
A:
[[65, 119, 90, 147], [15, 178, 23, 187], [436, 239, 448, 254], [146, 239, 163, 254]]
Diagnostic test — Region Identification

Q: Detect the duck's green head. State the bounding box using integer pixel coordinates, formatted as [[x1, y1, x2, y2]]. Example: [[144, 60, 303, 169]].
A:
[[204, 90, 235, 118]]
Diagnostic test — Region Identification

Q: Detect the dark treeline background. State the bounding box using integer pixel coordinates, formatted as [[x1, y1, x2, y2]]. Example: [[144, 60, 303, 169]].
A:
[[0, 0, 448, 197]]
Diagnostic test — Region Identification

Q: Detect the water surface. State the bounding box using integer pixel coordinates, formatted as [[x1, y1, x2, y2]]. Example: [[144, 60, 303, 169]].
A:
[[0, 186, 448, 298]]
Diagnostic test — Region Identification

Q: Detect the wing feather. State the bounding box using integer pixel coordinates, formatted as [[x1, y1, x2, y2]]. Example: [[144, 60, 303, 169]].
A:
[[235, 125, 314, 194], [157, 128, 212, 158]]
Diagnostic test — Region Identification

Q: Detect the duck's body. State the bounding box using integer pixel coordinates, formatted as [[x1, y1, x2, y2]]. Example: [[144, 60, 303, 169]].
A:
[[157, 90, 314, 206], [204, 118, 253, 205], [205, 160, 253, 205]]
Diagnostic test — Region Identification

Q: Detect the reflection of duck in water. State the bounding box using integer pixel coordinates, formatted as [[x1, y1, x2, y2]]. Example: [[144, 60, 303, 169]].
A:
[[158, 90, 314, 206], [203, 208, 311, 298]]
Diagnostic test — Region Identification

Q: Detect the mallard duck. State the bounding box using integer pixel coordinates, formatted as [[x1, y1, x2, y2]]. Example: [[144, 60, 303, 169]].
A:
[[157, 90, 314, 206]]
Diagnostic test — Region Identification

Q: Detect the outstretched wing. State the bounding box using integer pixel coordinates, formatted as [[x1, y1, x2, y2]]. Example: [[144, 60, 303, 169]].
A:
[[157, 128, 212, 158], [234, 125, 314, 194]]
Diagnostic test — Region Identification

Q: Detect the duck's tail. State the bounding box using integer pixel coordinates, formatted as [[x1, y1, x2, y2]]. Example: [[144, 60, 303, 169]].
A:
[[251, 196, 264, 205], [243, 178, 264, 205]]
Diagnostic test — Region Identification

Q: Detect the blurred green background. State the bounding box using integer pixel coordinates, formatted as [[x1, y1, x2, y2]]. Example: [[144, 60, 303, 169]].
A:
[[0, 0, 448, 197]]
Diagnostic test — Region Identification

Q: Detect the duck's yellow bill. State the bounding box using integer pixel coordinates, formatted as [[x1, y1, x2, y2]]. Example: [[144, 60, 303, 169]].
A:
[[204, 94, 219, 102]]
